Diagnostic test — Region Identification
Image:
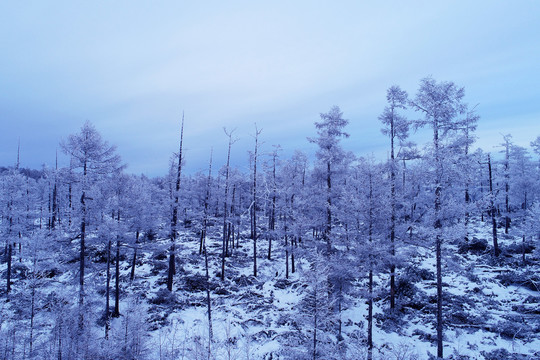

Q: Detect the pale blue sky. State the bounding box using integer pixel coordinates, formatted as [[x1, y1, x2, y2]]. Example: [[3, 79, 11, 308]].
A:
[[1, 1, 539, 175]]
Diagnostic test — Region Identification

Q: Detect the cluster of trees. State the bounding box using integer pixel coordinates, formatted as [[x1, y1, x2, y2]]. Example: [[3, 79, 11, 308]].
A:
[[1, 77, 539, 359]]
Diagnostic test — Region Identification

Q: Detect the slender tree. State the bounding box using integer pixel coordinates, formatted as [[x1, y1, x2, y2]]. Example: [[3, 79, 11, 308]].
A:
[[379, 85, 409, 310], [308, 105, 349, 254], [410, 77, 468, 359], [487, 154, 500, 257], [268, 145, 279, 260], [60, 121, 122, 330], [460, 107, 479, 242], [201, 149, 214, 352], [105, 239, 111, 339], [500, 134, 512, 234], [252, 125, 262, 277], [167, 113, 185, 291], [221, 128, 237, 281]]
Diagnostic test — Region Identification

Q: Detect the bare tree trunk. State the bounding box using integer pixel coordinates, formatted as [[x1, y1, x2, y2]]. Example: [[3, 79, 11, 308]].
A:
[[522, 235, 526, 265], [105, 240, 111, 339], [222, 129, 236, 281], [389, 115, 396, 310], [502, 135, 511, 234], [230, 185, 236, 251], [252, 126, 262, 276], [79, 190, 86, 333], [167, 114, 185, 291], [52, 151, 59, 229], [269, 149, 277, 260], [367, 171, 374, 360], [285, 239, 289, 279], [434, 127, 443, 360], [368, 267, 373, 360], [313, 292, 318, 360], [203, 150, 214, 348], [130, 231, 139, 282], [6, 243, 12, 294], [291, 237, 296, 274], [113, 237, 120, 317], [488, 154, 499, 257], [57, 316, 63, 360], [325, 162, 332, 254], [436, 231, 443, 359]]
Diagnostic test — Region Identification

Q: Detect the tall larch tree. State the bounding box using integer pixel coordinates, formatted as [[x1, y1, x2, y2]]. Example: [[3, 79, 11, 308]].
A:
[[379, 85, 409, 310], [60, 121, 122, 330], [308, 105, 349, 254], [410, 77, 468, 359]]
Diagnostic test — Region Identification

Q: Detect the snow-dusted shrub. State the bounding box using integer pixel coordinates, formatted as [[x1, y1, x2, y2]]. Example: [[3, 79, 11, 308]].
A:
[[504, 241, 534, 255], [150, 288, 176, 305], [481, 348, 529, 360], [412, 328, 436, 342], [496, 269, 540, 291], [496, 316, 531, 340], [404, 265, 435, 282], [379, 341, 420, 360], [182, 274, 210, 292], [395, 275, 418, 299], [150, 259, 168, 277], [457, 236, 488, 254], [375, 310, 407, 333]]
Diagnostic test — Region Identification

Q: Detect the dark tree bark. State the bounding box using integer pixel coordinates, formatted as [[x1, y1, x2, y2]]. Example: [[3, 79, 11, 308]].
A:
[[291, 237, 296, 274], [167, 114, 184, 291], [113, 237, 120, 317], [268, 149, 277, 260], [252, 125, 262, 277], [80, 190, 86, 312], [6, 243, 12, 294], [488, 154, 500, 257], [389, 123, 396, 311], [522, 235, 526, 265], [130, 231, 139, 282], [51, 151, 59, 229], [380, 85, 409, 311], [325, 161, 332, 255], [434, 126, 444, 360], [221, 128, 236, 281], [105, 239, 111, 339], [367, 171, 374, 360], [503, 136, 511, 234], [202, 149, 214, 346]]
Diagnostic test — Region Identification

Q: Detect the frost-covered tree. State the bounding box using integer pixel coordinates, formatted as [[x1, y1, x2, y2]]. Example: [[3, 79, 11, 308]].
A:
[[410, 77, 470, 359], [499, 134, 512, 234], [251, 125, 262, 277], [345, 158, 388, 359], [453, 105, 479, 242], [289, 250, 336, 360], [60, 121, 123, 329], [221, 128, 237, 281], [279, 150, 309, 277], [1, 170, 27, 295], [379, 85, 409, 310], [308, 105, 350, 254]]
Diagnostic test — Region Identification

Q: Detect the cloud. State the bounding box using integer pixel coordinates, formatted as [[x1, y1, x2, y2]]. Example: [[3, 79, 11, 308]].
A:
[[1, 1, 539, 175]]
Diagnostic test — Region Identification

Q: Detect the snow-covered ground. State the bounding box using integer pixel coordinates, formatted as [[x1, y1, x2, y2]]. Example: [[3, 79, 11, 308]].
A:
[[1, 218, 538, 359]]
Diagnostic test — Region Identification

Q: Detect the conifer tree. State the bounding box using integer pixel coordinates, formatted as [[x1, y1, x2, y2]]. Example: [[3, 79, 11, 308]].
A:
[[410, 77, 469, 359], [379, 85, 409, 310], [60, 121, 122, 327], [308, 106, 349, 254]]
